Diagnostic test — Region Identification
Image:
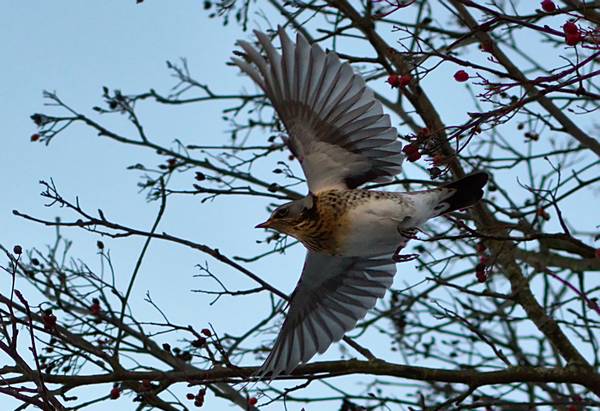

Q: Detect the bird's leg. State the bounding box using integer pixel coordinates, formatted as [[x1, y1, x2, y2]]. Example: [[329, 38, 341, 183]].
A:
[[392, 240, 419, 263], [392, 227, 420, 263], [393, 249, 419, 263], [400, 228, 419, 240]]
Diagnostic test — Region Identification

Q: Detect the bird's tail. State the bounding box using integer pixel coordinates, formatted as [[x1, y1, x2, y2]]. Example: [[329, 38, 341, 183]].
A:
[[433, 171, 489, 216]]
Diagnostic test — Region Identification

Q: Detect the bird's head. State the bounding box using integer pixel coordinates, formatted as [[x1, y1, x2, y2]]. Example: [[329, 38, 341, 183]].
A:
[[255, 195, 315, 236]]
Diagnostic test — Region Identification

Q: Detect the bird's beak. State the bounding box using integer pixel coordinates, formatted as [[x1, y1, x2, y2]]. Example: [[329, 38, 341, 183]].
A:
[[255, 220, 271, 229]]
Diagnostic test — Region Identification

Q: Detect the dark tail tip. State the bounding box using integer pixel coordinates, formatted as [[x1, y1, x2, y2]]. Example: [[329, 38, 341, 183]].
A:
[[439, 171, 489, 214]]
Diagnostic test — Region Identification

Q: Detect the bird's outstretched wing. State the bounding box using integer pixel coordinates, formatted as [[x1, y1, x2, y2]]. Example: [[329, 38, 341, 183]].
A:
[[232, 28, 404, 193], [258, 251, 397, 378]]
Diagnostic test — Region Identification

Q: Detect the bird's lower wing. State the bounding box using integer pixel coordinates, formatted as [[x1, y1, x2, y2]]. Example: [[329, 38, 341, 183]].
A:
[[258, 251, 397, 378]]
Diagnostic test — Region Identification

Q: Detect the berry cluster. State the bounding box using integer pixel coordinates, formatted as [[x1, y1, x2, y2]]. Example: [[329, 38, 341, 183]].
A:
[[387, 74, 412, 88], [402, 143, 421, 162], [563, 21, 582, 46], [110, 384, 120, 400], [475, 242, 489, 283], [90, 298, 101, 316], [186, 388, 206, 407]]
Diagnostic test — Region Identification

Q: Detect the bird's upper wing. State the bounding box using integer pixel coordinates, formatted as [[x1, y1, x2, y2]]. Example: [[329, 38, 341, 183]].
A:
[[232, 28, 404, 193], [258, 251, 397, 378]]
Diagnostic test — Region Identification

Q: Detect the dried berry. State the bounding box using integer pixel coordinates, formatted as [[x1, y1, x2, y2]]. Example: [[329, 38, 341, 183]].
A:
[[192, 337, 206, 348], [110, 386, 120, 400], [90, 299, 101, 316], [536, 208, 550, 221]]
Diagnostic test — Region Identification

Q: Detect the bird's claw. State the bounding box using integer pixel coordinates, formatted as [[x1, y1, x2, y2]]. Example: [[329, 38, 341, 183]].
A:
[[392, 251, 419, 263], [399, 228, 419, 240]]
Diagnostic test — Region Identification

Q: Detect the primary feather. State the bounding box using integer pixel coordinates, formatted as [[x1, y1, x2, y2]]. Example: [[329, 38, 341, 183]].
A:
[[232, 28, 404, 193]]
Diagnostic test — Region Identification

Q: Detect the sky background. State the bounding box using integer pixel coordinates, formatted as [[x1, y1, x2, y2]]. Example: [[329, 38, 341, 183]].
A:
[[1, 1, 598, 410]]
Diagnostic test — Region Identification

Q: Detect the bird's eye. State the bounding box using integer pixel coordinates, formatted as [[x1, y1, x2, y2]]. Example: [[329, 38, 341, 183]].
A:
[[274, 208, 289, 218]]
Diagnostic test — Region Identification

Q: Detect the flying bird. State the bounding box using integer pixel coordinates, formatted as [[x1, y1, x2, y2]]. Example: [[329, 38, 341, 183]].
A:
[[232, 28, 488, 378]]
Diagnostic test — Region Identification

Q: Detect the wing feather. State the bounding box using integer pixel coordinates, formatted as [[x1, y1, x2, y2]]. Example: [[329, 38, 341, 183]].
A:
[[257, 252, 397, 378], [233, 28, 404, 192]]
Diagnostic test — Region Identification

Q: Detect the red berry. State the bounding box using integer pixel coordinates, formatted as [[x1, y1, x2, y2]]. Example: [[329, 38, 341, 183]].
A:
[[454, 70, 469, 82], [194, 172, 206, 181], [42, 312, 57, 331], [476, 242, 486, 254], [30, 133, 40, 142], [387, 74, 401, 88], [248, 397, 258, 406], [595, 248, 600, 259], [536, 208, 550, 220], [186, 393, 195, 400], [110, 387, 120, 399], [475, 263, 487, 282], [480, 42, 493, 53], [541, 0, 556, 12], [13, 245, 23, 255], [563, 22, 579, 35], [402, 144, 418, 154], [565, 32, 582, 46], [398, 74, 412, 87], [90, 302, 101, 316], [407, 151, 421, 162], [200, 328, 212, 337], [191, 337, 206, 348]]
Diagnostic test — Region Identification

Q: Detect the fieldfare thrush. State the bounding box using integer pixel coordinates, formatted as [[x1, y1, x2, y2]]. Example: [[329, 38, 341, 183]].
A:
[[232, 28, 488, 378]]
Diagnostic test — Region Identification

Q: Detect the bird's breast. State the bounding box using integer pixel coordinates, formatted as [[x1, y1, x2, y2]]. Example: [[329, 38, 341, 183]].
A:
[[335, 193, 416, 257], [293, 189, 415, 256]]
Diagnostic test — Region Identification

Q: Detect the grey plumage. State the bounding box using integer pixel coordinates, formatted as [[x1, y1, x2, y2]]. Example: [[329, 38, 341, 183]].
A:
[[232, 28, 404, 193]]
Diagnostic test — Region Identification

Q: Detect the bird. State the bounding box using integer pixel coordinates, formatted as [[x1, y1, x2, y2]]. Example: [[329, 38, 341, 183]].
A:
[[232, 28, 488, 378]]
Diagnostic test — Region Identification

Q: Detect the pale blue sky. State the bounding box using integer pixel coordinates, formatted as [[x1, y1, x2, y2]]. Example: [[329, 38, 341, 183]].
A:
[[1, 1, 598, 410]]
